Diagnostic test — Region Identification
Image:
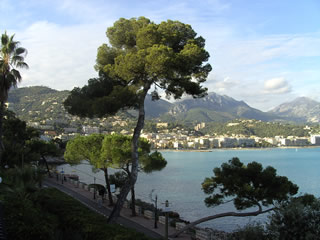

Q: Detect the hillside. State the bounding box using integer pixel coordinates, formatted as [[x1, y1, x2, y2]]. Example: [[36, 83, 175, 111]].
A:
[[8, 86, 319, 125], [164, 92, 278, 123], [269, 97, 320, 123], [8, 86, 70, 122]]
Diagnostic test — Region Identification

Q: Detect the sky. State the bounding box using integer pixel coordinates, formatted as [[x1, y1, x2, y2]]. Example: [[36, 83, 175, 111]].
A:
[[1, 0, 320, 111]]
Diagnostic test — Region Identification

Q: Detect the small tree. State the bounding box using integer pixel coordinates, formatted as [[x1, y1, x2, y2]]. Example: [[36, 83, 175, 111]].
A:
[[64, 17, 211, 222], [2, 110, 39, 167], [101, 134, 167, 216], [26, 139, 60, 176], [64, 134, 114, 205], [171, 158, 298, 237]]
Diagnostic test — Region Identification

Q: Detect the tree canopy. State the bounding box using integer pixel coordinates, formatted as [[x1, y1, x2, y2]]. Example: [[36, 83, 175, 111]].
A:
[[172, 158, 298, 237], [64, 17, 211, 118], [202, 157, 298, 210]]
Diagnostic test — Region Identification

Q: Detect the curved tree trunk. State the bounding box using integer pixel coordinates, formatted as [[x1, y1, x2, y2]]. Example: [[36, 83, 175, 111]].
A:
[[103, 168, 114, 206], [170, 207, 275, 238], [107, 84, 150, 223], [131, 186, 136, 216], [41, 155, 51, 177], [0, 101, 4, 166]]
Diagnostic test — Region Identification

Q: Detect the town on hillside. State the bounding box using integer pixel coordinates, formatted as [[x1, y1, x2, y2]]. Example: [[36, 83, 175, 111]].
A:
[[25, 117, 320, 150]]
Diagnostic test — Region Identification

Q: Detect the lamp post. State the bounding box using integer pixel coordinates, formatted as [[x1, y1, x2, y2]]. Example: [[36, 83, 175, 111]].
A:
[[61, 168, 64, 184], [93, 177, 96, 200], [162, 200, 171, 240], [149, 189, 158, 229]]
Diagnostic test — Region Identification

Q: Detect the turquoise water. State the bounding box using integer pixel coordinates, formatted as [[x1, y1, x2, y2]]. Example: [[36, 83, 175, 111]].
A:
[[57, 147, 320, 232]]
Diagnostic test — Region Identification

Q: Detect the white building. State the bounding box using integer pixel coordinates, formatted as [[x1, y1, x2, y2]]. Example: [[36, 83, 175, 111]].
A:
[[311, 135, 320, 145], [279, 138, 292, 146], [82, 126, 100, 135], [219, 137, 238, 148]]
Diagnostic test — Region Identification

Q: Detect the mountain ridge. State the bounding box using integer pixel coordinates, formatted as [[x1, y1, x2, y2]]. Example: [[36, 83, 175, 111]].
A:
[[269, 97, 320, 123], [7, 86, 320, 124]]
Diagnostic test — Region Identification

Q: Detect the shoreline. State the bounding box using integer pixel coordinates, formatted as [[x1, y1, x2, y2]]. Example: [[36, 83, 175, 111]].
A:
[[157, 145, 320, 152]]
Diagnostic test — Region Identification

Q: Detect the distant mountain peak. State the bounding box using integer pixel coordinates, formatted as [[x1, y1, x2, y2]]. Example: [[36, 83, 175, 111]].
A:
[[269, 97, 320, 123]]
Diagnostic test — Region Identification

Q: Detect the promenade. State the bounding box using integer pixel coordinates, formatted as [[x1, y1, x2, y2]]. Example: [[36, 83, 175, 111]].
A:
[[44, 176, 192, 240]]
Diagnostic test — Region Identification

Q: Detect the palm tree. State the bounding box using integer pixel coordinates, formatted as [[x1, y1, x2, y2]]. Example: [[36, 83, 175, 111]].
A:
[[0, 32, 28, 165]]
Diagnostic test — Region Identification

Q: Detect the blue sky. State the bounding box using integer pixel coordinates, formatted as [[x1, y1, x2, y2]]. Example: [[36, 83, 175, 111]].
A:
[[1, 0, 319, 111]]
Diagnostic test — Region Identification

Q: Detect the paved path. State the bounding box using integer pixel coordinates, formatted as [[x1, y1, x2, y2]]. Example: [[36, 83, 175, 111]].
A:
[[44, 177, 191, 240]]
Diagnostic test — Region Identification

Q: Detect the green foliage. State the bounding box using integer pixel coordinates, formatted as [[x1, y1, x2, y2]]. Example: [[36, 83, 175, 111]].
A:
[[64, 134, 105, 167], [64, 17, 211, 119], [64, 75, 137, 118], [1, 186, 151, 240], [0, 31, 28, 102], [230, 223, 269, 240], [2, 110, 40, 167], [142, 151, 167, 173], [8, 86, 71, 123], [203, 120, 310, 138], [109, 171, 127, 189], [0, 165, 44, 200], [26, 139, 60, 158], [267, 194, 320, 240], [202, 158, 298, 210], [101, 134, 167, 172]]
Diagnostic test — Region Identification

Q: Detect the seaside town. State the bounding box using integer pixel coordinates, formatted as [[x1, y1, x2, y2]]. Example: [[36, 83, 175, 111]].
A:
[[26, 116, 320, 150]]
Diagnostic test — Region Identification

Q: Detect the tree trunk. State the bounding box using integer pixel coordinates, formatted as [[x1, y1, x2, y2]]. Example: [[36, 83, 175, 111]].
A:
[[131, 186, 136, 216], [170, 207, 275, 238], [41, 155, 51, 177], [103, 168, 114, 206], [107, 84, 150, 224], [0, 101, 4, 166]]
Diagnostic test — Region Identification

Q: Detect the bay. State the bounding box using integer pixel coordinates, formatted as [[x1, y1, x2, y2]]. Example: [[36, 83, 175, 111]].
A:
[[57, 147, 320, 232]]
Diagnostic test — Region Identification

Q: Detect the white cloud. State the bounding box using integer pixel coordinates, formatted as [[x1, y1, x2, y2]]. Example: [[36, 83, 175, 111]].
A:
[[206, 75, 239, 93], [263, 77, 291, 94], [16, 21, 107, 90]]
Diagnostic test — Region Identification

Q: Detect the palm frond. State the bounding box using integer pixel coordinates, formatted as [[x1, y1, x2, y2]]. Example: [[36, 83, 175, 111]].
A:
[[11, 55, 24, 64], [1, 32, 9, 46], [10, 69, 22, 82], [15, 47, 27, 56], [16, 61, 29, 69]]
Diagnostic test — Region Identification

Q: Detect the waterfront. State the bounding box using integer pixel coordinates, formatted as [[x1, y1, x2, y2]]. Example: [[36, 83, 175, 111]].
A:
[[57, 147, 320, 232]]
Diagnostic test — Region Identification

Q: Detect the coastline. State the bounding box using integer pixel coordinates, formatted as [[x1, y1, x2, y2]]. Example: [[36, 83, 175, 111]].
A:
[[157, 145, 320, 152]]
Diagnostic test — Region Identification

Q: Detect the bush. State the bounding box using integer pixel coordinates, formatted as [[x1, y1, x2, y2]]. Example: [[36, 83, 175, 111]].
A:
[[230, 223, 269, 240], [267, 195, 320, 240]]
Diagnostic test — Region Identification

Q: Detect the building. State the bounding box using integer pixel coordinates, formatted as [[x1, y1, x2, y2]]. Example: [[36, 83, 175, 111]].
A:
[[293, 138, 309, 146], [219, 137, 238, 148], [279, 138, 292, 146], [238, 138, 255, 147], [156, 122, 168, 128], [82, 126, 100, 135], [310, 135, 320, 145]]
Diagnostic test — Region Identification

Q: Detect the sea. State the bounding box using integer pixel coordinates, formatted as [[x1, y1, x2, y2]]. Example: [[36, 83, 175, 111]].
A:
[[56, 147, 320, 232]]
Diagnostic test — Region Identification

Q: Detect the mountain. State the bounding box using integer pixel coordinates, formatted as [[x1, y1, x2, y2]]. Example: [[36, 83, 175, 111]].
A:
[[9, 86, 316, 124], [144, 94, 173, 118], [7, 86, 70, 122], [7, 86, 172, 122], [162, 92, 278, 123], [269, 97, 320, 123]]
